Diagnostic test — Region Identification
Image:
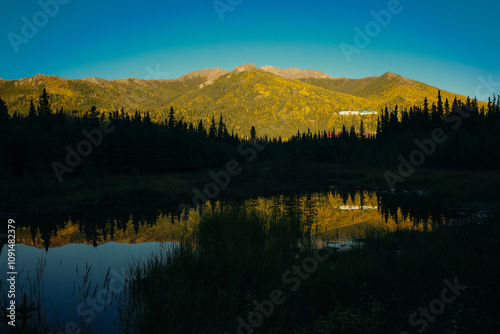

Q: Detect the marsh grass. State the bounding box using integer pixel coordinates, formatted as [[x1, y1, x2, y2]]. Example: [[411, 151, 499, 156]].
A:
[[119, 207, 500, 334], [0, 255, 117, 334], [118, 207, 307, 334]]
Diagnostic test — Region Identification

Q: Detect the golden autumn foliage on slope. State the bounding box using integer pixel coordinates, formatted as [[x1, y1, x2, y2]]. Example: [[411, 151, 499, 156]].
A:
[[0, 65, 486, 138]]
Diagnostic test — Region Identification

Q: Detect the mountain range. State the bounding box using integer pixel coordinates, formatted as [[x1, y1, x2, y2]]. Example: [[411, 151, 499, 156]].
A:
[[0, 63, 483, 138]]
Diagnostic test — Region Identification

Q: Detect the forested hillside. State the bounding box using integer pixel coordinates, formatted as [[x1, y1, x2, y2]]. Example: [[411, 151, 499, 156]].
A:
[[171, 65, 374, 138], [299, 72, 471, 110], [0, 88, 498, 184], [0, 64, 487, 139]]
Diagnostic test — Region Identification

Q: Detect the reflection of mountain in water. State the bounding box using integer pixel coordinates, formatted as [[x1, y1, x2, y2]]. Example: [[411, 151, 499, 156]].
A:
[[14, 200, 193, 250], [15, 190, 450, 249]]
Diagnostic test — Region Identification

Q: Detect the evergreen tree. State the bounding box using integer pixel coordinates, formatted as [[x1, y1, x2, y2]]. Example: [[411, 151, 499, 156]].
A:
[[37, 88, 51, 117], [28, 98, 37, 119], [381, 106, 390, 141], [0, 95, 9, 122], [437, 90, 444, 116], [349, 125, 356, 139], [389, 106, 399, 137], [197, 120, 206, 137], [208, 116, 217, 140], [168, 107, 176, 129], [86, 106, 100, 122], [359, 120, 365, 140], [143, 111, 151, 124], [422, 97, 429, 123], [250, 126, 256, 141], [217, 114, 227, 141], [431, 102, 440, 126], [133, 110, 142, 124], [341, 125, 348, 140], [376, 116, 381, 143], [452, 97, 460, 114], [401, 109, 410, 130], [177, 118, 184, 130]]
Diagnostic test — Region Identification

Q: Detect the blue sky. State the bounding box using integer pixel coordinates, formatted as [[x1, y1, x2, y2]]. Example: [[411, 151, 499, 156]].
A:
[[1, 0, 499, 100]]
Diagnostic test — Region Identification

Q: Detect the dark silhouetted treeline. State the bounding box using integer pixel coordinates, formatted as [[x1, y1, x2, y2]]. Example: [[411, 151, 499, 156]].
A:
[[0, 89, 241, 180], [259, 91, 500, 171], [1, 89, 499, 182]]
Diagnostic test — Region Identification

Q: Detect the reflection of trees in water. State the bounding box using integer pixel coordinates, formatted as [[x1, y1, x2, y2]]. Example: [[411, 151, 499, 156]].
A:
[[15, 203, 186, 250], [246, 190, 448, 241], [14, 191, 450, 249], [377, 192, 447, 226]]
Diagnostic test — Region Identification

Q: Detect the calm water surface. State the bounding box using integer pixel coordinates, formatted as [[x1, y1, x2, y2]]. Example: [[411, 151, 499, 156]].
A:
[[1, 189, 488, 333]]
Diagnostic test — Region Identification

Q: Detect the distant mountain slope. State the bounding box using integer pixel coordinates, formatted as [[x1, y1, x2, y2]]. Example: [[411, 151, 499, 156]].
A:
[[0, 74, 204, 116], [171, 64, 373, 137], [261, 65, 332, 80], [298, 72, 471, 110], [178, 67, 229, 89], [0, 64, 486, 138]]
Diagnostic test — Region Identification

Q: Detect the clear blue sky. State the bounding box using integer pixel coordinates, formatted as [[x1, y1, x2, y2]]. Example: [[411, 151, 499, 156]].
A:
[[1, 0, 499, 100]]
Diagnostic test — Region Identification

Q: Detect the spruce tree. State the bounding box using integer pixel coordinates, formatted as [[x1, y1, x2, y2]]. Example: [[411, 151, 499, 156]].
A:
[[431, 102, 439, 126], [341, 125, 348, 140], [250, 126, 256, 141], [208, 116, 217, 140], [376, 116, 381, 143], [37, 88, 51, 117], [197, 120, 205, 137], [86, 106, 100, 122], [28, 98, 37, 119], [389, 106, 399, 137], [349, 125, 356, 139], [0, 95, 9, 122], [168, 107, 176, 129], [437, 90, 444, 116], [143, 111, 151, 124], [217, 114, 226, 140], [422, 97, 429, 122]]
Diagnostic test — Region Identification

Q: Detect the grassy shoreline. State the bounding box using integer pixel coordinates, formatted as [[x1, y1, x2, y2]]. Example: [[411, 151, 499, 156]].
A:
[[3, 163, 500, 214], [116, 207, 500, 334]]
